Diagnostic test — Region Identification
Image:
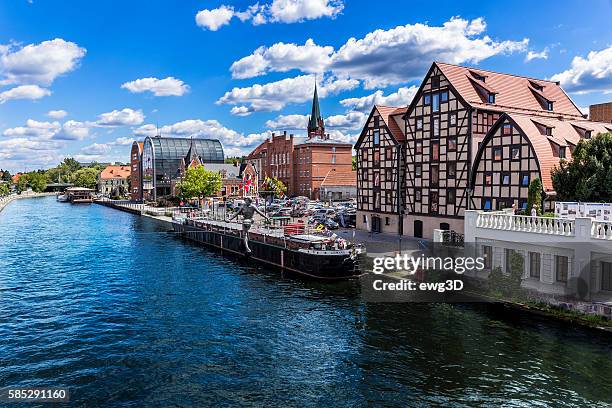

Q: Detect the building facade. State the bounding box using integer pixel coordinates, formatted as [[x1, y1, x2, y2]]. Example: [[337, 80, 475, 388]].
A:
[[246, 85, 353, 199], [319, 168, 357, 201], [589, 102, 612, 123], [130, 141, 143, 200], [99, 165, 131, 197], [356, 61, 606, 239], [355, 106, 406, 234], [141, 136, 224, 201]]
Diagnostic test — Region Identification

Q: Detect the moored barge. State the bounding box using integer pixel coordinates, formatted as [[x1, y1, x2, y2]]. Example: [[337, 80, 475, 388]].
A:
[[172, 216, 365, 280]]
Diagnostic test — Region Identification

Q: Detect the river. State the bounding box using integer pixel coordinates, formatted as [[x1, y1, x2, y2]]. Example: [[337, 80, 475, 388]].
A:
[[0, 196, 610, 407]]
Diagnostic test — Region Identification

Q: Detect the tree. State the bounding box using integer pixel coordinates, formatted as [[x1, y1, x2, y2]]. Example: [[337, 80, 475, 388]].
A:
[[1, 170, 11, 182], [60, 157, 82, 173], [176, 166, 222, 202], [352, 155, 357, 171], [0, 183, 9, 196], [552, 132, 612, 202], [527, 178, 543, 215], [263, 176, 287, 198], [73, 168, 99, 189], [28, 172, 48, 192], [16, 174, 28, 193]]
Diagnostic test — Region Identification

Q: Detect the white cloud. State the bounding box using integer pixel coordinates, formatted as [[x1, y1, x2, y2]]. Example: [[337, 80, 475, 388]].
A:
[[230, 106, 253, 116], [327, 129, 358, 144], [3, 119, 61, 140], [195, 5, 235, 31], [47, 109, 68, 119], [0, 137, 63, 170], [228, 17, 527, 88], [325, 111, 367, 130], [265, 114, 308, 130], [265, 111, 365, 131], [231, 39, 333, 79], [330, 17, 528, 88], [135, 119, 270, 148], [113, 137, 135, 145], [55, 120, 90, 141], [525, 48, 549, 62], [0, 38, 86, 85], [196, 0, 343, 31], [217, 74, 358, 114], [340, 86, 418, 112], [0, 84, 51, 103], [96, 108, 145, 126], [121, 76, 189, 96], [264, 0, 344, 24], [550, 45, 612, 94], [79, 143, 111, 156]]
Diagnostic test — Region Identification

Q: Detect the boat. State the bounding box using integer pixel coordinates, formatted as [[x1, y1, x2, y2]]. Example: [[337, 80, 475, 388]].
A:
[[172, 216, 365, 280], [65, 187, 95, 204], [56, 193, 68, 202]]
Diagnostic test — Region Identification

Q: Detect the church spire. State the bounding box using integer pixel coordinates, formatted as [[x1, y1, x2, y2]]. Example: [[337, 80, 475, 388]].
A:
[[307, 80, 325, 138]]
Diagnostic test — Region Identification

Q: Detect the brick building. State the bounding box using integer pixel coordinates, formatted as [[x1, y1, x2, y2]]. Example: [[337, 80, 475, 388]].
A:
[[590, 102, 612, 123], [246, 84, 353, 199], [130, 141, 143, 200]]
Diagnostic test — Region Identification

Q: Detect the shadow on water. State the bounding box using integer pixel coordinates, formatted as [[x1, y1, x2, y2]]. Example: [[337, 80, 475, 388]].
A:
[[0, 197, 610, 408]]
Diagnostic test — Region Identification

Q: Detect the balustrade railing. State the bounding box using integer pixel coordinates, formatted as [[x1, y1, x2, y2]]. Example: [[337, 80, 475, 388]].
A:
[[476, 212, 575, 236], [591, 220, 612, 240]]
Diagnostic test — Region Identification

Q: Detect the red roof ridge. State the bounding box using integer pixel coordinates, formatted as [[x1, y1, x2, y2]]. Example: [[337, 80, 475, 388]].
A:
[[435, 61, 561, 85]]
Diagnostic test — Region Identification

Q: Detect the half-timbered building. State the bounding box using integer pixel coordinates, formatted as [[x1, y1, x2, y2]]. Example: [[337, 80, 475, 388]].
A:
[[355, 105, 406, 234], [471, 113, 612, 212], [402, 62, 589, 238], [356, 61, 600, 239]]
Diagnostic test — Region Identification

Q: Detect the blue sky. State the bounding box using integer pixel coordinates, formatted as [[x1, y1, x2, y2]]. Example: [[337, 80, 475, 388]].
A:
[[1, 0, 611, 172]]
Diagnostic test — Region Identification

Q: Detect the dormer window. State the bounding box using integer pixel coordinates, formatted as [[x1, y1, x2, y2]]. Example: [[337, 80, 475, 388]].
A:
[[470, 71, 486, 82], [545, 127, 553, 136], [488, 93, 496, 104], [585, 130, 592, 139], [547, 101, 554, 111], [529, 81, 544, 91], [559, 146, 566, 159]]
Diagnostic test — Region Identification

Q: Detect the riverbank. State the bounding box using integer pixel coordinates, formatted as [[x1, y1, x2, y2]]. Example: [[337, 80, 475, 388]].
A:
[[0, 192, 55, 214]]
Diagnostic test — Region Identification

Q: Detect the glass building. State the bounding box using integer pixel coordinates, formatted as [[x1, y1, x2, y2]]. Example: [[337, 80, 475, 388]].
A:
[[141, 136, 224, 200]]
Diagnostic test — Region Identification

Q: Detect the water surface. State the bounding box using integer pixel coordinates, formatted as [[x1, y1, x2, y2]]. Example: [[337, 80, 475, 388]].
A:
[[0, 197, 610, 407]]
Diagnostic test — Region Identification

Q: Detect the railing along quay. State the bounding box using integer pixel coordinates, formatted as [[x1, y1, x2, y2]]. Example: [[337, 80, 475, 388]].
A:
[[476, 212, 575, 236]]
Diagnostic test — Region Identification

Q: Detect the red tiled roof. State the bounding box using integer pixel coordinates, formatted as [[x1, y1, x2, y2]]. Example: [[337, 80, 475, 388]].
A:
[[321, 169, 356, 187], [436, 62, 584, 118], [376, 105, 407, 141], [100, 165, 131, 180], [508, 113, 612, 191]]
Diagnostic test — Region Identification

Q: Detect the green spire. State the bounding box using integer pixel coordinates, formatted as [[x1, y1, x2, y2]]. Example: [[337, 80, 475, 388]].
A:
[[308, 82, 322, 132]]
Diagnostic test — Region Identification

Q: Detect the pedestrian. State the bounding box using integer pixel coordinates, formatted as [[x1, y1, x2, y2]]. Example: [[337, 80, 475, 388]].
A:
[[511, 203, 517, 215], [531, 205, 537, 217]]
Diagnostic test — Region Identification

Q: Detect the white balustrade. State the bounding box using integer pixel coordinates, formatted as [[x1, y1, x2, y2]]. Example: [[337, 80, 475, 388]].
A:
[[591, 220, 612, 240], [476, 212, 575, 236]]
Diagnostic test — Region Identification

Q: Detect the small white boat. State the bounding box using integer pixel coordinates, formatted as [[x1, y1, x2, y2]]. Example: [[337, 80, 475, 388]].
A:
[[56, 193, 68, 202]]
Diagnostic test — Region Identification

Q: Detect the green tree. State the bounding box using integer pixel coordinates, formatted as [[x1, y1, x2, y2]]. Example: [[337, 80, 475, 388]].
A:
[[0, 183, 9, 195], [60, 157, 82, 173], [16, 174, 28, 193], [552, 132, 612, 202], [527, 178, 543, 215], [73, 168, 99, 189], [1, 170, 11, 182], [263, 176, 287, 198], [177, 166, 222, 202], [352, 155, 357, 171], [28, 172, 48, 192]]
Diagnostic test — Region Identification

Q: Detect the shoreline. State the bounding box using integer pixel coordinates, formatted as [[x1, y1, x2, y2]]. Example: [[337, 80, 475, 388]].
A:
[[0, 192, 55, 214], [93, 198, 612, 334]]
